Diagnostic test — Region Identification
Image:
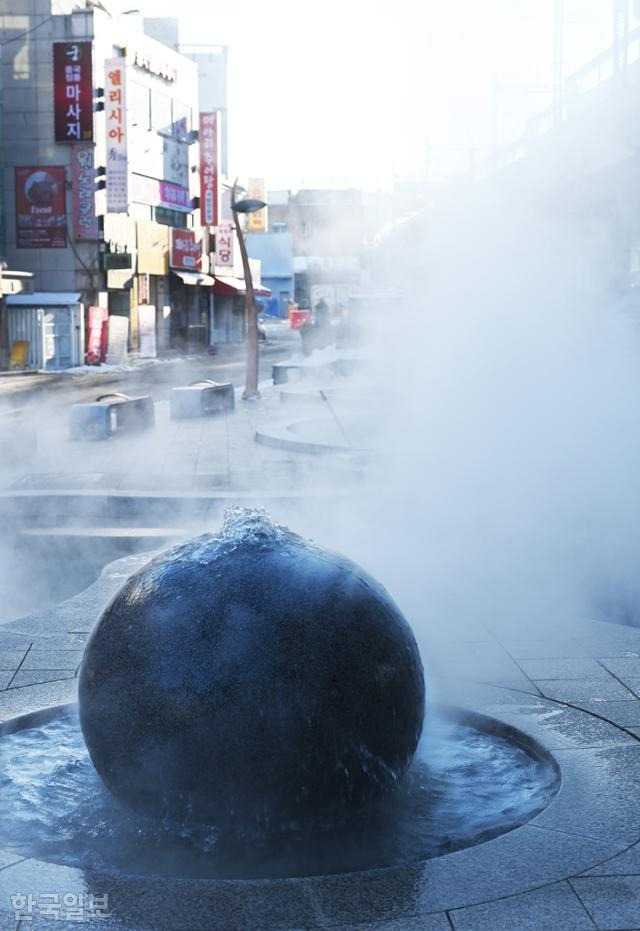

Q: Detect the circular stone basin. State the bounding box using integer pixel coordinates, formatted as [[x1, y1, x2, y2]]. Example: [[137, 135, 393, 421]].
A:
[[0, 707, 559, 881]]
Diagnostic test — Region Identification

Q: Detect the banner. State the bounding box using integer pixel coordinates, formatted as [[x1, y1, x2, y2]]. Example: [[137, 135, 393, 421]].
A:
[[199, 112, 218, 226], [105, 58, 128, 213], [71, 145, 98, 240], [247, 178, 267, 232], [53, 42, 93, 143], [15, 166, 67, 249], [138, 305, 157, 358], [170, 229, 202, 270], [86, 306, 108, 364], [106, 315, 129, 365], [130, 175, 191, 212]]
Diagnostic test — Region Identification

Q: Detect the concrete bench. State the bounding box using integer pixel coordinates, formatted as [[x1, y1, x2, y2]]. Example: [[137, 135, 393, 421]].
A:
[[170, 380, 235, 419], [69, 393, 155, 440]]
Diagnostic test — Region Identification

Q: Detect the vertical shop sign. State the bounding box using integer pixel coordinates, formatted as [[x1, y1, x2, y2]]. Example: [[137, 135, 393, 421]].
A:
[[247, 178, 267, 232], [86, 306, 108, 364], [71, 144, 99, 239], [105, 58, 128, 212], [53, 42, 93, 143], [214, 223, 234, 266], [199, 112, 218, 226]]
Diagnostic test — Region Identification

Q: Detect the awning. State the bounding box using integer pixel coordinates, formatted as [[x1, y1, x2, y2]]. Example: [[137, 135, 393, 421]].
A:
[[7, 291, 81, 306], [172, 270, 215, 287], [213, 276, 271, 297], [1, 270, 33, 296]]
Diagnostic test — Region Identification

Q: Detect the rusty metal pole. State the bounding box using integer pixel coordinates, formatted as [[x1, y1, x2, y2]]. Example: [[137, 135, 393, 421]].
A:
[[231, 180, 260, 400]]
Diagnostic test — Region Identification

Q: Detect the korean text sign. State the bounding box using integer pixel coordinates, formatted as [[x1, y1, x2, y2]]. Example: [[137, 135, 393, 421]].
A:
[[105, 58, 128, 213], [214, 223, 234, 267], [53, 42, 93, 143], [199, 112, 218, 227], [72, 145, 98, 240], [15, 166, 67, 249], [170, 229, 202, 270]]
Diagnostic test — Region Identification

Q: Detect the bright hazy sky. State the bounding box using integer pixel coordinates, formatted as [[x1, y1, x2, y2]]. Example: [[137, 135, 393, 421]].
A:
[[132, 0, 631, 191]]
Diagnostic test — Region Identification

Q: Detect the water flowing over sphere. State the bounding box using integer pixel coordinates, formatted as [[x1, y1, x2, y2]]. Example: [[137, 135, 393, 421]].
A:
[[78, 509, 426, 828]]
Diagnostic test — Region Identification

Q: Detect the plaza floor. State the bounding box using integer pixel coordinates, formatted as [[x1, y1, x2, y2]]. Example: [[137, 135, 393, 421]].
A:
[[1, 363, 640, 929]]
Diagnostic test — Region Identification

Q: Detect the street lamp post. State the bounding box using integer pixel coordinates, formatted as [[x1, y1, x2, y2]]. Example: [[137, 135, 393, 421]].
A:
[[231, 180, 267, 401]]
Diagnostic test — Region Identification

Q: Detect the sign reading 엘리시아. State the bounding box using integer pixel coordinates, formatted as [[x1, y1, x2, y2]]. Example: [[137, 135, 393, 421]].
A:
[[15, 166, 67, 249], [170, 229, 202, 271], [53, 42, 93, 143], [199, 112, 218, 227], [105, 58, 128, 213], [72, 145, 99, 240]]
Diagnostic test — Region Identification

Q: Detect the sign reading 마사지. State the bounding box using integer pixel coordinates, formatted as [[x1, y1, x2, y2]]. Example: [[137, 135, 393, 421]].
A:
[[53, 42, 93, 143]]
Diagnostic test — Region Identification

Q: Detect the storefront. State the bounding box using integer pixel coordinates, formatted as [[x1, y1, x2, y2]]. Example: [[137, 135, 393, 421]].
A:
[[168, 228, 212, 351], [212, 277, 271, 345]]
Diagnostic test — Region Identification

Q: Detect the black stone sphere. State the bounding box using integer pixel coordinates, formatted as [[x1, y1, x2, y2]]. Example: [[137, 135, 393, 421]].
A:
[[79, 509, 426, 828]]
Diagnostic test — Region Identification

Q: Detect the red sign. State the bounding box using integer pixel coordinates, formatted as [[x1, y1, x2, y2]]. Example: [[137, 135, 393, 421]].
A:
[[199, 112, 218, 227], [170, 229, 202, 270], [53, 42, 93, 143], [86, 306, 108, 364], [71, 145, 98, 240], [15, 166, 67, 249]]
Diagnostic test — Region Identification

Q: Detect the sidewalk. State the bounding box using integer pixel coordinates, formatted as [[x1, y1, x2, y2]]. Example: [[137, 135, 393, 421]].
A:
[[0, 319, 301, 404]]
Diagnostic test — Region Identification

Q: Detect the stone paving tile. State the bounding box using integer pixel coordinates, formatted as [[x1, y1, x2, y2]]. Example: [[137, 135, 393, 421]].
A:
[[0, 671, 14, 690], [494, 706, 638, 750], [571, 876, 640, 930], [0, 650, 30, 670], [531, 746, 640, 844], [517, 658, 612, 680], [537, 677, 636, 703], [9, 669, 76, 689], [616, 677, 640, 699], [0, 679, 76, 721], [440, 658, 531, 684], [600, 656, 640, 679], [500, 639, 592, 659], [343, 916, 451, 931], [572, 701, 640, 728], [579, 841, 640, 876], [449, 882, 596, 930], [20, 650, 83, 671]]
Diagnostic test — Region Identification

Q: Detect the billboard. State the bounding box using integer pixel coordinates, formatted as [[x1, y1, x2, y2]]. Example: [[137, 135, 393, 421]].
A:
[[131, 175, 191, 212], [71, 144, 98, 240], [170, 229, 202, 270], [105, 58, 128, 213], [247, 178, 268, 232], [199, 112, 219, 227], [15, 166, 67, 249], [53, 41, 93, 143]]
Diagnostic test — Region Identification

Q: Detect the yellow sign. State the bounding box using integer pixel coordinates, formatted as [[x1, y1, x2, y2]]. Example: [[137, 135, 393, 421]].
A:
[[136, 221, 169, 275], [247, 178, 267, 233], [9, 340, 28, 369]]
